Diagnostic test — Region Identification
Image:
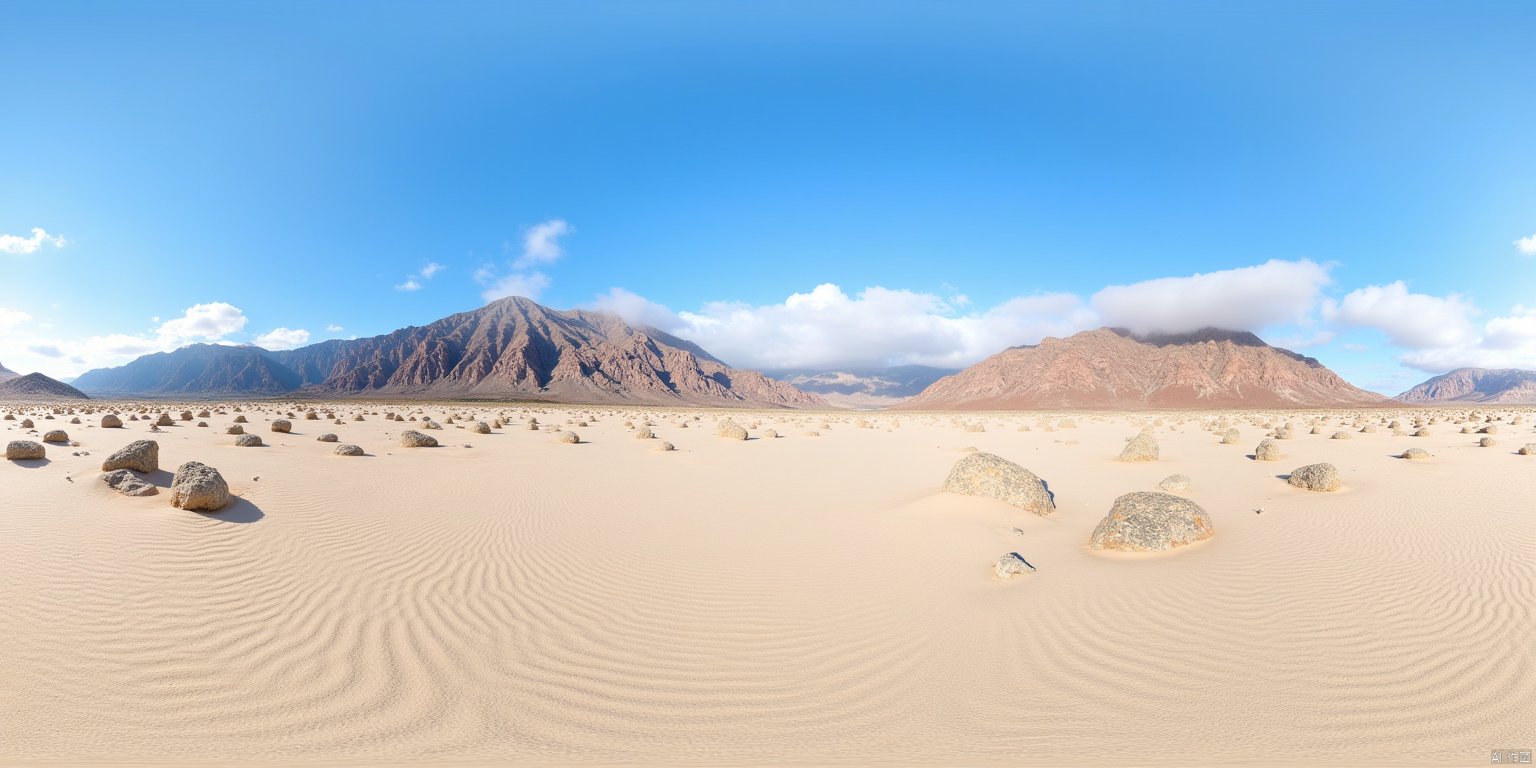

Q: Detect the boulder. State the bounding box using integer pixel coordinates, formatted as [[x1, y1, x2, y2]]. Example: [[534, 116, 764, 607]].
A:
[[270, 419, 292, 433], [41, 430, 69, 443], [941, 452, 1055, 516], [634, 427, 654, 440], [333, 444, 365, 456], [226, 424, 245, 435], [101, 440, 158, 473], [1117, 429, 1159, 462], [1254, 438, 1282, 461], [557, 431, 580, 444], [1400, 448, 1432, 460], [399, 430, 438, 448], [1088, 491, 1214, 552], [654, 441, 675, 452], [316, 433, 338, 442], [470, 421, 491, 434], [5, 440, 45, 461], [101, 414, 123, 428], [1157, 474, 1192, 492], [101, 469, 158, 496], [169, 461, 231, 512], [1519, 444, 1536, 456], [994, 553, 1034, 580], [234, 434, 264, 447], [716, 420, 749, 440], [1287, 463, 1340, 492]]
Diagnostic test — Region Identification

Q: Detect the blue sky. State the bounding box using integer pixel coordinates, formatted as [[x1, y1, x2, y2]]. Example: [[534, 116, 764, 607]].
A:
[[2, 1, 1535, 392]]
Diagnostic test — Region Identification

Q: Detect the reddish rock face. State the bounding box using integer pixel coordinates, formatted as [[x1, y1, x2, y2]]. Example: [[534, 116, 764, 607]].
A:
[[897, 328, 1390, 410], [1396, 368, 1536, 404], [274, 297, 825, 407]]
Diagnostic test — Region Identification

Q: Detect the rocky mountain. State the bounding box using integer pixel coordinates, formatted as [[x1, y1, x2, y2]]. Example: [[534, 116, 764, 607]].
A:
[[73, 344, 302, 397], [0, 361, 17, 381], [72, 297, 825, 407], [897, 327, 1388, 410], [1396, 368, 1536, 404], [0, 372, 90, 401], [758, 365, 958, 408]]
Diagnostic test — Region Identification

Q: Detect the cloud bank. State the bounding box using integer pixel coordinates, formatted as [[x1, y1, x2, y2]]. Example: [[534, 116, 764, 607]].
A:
[[1, 227, 69, 255]]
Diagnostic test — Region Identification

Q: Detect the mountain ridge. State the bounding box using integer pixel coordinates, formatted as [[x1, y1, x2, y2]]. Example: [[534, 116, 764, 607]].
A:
[[1396, 367, 1536, 404]]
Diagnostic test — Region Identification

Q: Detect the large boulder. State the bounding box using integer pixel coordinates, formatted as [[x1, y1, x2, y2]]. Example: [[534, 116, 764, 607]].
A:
[[470, 421, 491, 434], [716, 420, 748, 440], [1088, 491, 1214, 552], [941, 452, 1055, 516], [5, 440, 45, 461], [1254, 438, 1282, 462], [101, 469, 158, 497], [1287, 463, 1340, 492], [400, 430, 438, 448], [101, 440, 158, 473], [169, 461, 231, 512], [41, 430, 69, 443], [234, 434, 264, 447], [101, 414, 123, 428], [270, 419, 292, 433], [1117, 429, 1159, 462]]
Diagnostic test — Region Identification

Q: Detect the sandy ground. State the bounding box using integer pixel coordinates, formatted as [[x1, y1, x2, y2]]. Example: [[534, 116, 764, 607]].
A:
[[1, 402, 1533, 767]]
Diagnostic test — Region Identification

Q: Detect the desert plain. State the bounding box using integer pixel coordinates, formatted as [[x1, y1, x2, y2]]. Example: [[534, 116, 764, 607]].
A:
[[2, 400, 1534, 766]]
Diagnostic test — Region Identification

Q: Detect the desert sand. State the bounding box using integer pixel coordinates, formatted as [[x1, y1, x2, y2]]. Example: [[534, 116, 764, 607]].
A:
[[2, 402, 1534, 766]]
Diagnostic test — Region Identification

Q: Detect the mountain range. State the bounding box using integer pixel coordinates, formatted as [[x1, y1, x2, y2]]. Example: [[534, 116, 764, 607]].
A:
[[898, 327, 1390, 409], [757, 365, 958, 408], [0, 372, 90, 401], [72, 297, 823, 407], [1395, 368, 1536, 404]]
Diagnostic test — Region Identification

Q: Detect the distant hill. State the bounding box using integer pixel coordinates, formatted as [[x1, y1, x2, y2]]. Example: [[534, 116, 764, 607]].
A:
[[897, 327, 1388, 410], [1397, 368, 1536, 404], [0, 360, 17, 381], [72, 297, 825, 407], [0, 372, 90, 401], [758, 365, 958, 408], [73, 344, 302, 397]]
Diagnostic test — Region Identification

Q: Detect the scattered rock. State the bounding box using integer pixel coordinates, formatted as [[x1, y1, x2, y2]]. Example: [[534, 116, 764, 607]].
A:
[[994, 553, 1034, 580], [169, 461, 231, 512], [1157, 474, 1192, 492], [5, 440, 45, 461], [41, 430, 69, 443], [399, 430, 438, 448], [1254, 438, 1282, 461], [1287, 463, 1340, 492], [1088, 491, 1214, 552], [234, 434, 264, 447], [1117, 429, 1159, 462], [716, 420, 749, 440], [316, 433, 338, 442], [557, 431, 580, 444], [1400, 448, 1431, 460], [101, 440, 158, 473], [1479, 436, 1498, 447], [941, 452, 1055, 516], [334, 444, 365, 456], [470, 421, 491, 434], [101, 469, 158, 496], [270, 419, 292, 433], [101, 414, 123, 428], [654, 441, 675, 452]]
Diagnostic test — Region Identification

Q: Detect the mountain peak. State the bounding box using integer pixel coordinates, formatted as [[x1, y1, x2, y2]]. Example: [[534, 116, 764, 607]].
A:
[[0, 371, 90, 401], [1397, 367, 1536, 404]]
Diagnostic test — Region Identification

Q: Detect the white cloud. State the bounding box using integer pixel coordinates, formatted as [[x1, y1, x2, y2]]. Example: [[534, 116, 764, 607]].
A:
[[1325, 282, 1479, 349], [156, 302, 248, 343], [1091, 259, 1333, 335], [589, 283, 1096, 369], [325, 323, 344, 333], [26, 343, 63, 358], [0, 307, 32, 328], [395, 278, 422, 292], [482, 271, 551, 302], [253, 327, 311, 350], [1516, 233, 1536, 256], [0, 227, 68, 255], [419, 262, 445, 278], [513, 219, 572, 269]]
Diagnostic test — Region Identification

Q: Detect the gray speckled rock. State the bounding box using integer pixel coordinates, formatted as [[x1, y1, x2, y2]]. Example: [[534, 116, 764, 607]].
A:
[[1220, 428, 1241, 444], [234, 434, 264, 447], [1287, 463, 1340, 492], [333, 444, 365, 456], [399, 430, 438, 448], [6, 440, 45, 461], [1400, 448, 1431, 460], [42, 430, 69, 443], [1088, 491, 1214, 552], [101, 469, 158, 496], [1117, 429, 1159, 462], [1254, 438, 1282, 462], [994, 553, 1034, 580], [470, 421, 491, 434], [634, 427, 654, 440], [101, 440, 158, 473], [270, 419, 292, 433], [716, 420, 748, 440], [557, 431, 580, 444], [169, 461, 231, 512], [1479, 436, 1498, 448], [1157, 474, 1192, 492], [101, 414, 123, 428], [226, 424, 245, 435], [942, 452, 1055, 516], [316, 433, 338, 442]]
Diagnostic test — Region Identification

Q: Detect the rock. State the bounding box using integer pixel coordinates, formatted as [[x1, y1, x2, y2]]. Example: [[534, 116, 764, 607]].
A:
[[1157, 474, 1192, 492], [763, 428, 779, 438], [634, 427, 654, 439], [169, 461, 231, 512], [1480, 436, 1498, 447], [1400, 447, 1432, 460], [270, 419, 292, 433], [716, 420, 749, 440], [1088, 491, 1214, 552], [101, 440, 158, 473], [1331, 431, 1351, 440], [1220, 428, 1240, 444], [334, 444, 365, 456], [234, 415, 248, 423], [1254, 438, 1282, 461], [1287, 463, 1340, 492], [941, 452, 1055, 516], [1518, 444, 1536, 456], [41, 430, 69, 443], [101, 414, 123, 428], [154, 414, 173, 427], [557, 431, 580, 444], [399, 430, 437, 448], [5, 440, 45, 461], [101, 469, 158, 496], [1117, 429, 1159, 462], [470, 421, 491, 434], [654, 441, 675, 452], [994, 553, 1034, 580], [235, 434, 264, 447], [316, 433, 338, 442], [226, 424, 245, 435], [20, 418, 33, 428]]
